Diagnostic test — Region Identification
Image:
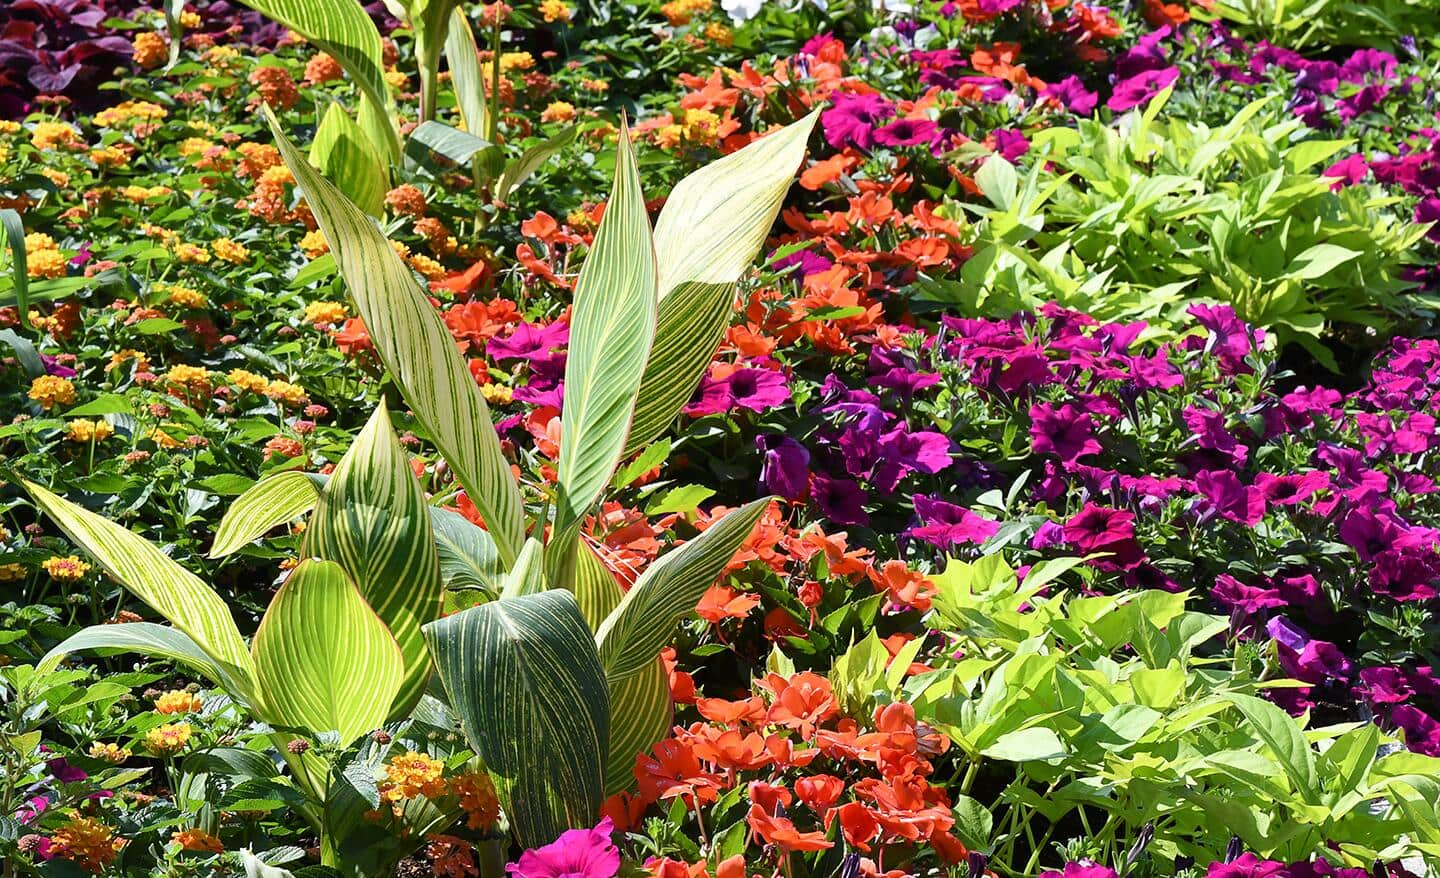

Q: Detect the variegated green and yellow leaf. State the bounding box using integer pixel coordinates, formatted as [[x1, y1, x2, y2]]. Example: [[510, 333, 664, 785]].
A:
[[571, 546, 674, 795], [431, 506, 504, 599], [18, 479, 259, 705], [499, 537, 547, 599], [555, 120, 657, 539], [302, 402, 443, 718], [266, 107, 526, 565], [253, 558, 405, 747], [625, 111, 818, 453], [423, 590, 609, 847], [311, 102, 387, 217], [596, 498, 769, 680], [237, 0, 399, 161], [443, 7, 487, 137], [605, 659, 671, 795], [495, 127, 579, 202], [209, 470, 324, 559], [571, 541, 622, 630], [39, 623, 249, 697]]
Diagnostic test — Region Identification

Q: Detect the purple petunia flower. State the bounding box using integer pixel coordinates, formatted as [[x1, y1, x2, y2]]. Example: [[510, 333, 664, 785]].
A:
[[907, 495, 999, 550], [756, 435, 810, 501], [872, 117, 941, 150], [1040, 75, 1098, 116], [1029, 402, 1101, 463]]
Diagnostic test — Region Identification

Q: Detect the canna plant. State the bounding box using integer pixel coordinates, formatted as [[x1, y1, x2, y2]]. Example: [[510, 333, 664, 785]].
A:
[[225, 103, 817, 848], [248, 102, 817, 846]]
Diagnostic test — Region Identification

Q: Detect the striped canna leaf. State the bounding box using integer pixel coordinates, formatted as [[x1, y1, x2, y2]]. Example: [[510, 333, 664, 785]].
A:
[[605, 660, 672, 795], [236, 0, 399, 161], [499, 537, 547, 599], [595, 498, 769, 680], [17, 478, 260, 706], [266, 107, 527, 565], [311, 102, 387, 217], [39, 623, 251, 697], [430, 507, 504, 599], [302, 403, 443, 718], [423, 589, 609, 847], [253, 559, 405, 747], [443, 7, 488, 138], [209, 470, 324, 559], [571, 544, 673, 795], [554, 119, 657, 539], [625, 111, 819, 454]]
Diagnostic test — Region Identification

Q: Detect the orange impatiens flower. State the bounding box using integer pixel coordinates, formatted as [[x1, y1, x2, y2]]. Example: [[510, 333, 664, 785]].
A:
[[868, 560, 937, 611], [759, 672, 838, 739], [634, 738, 725, 806], [695, 695, 768, 726], [828, 801, 881, 851], [746, 802, 833, 852], [695, 584, 761, 624], [799, 153, 857, 191]]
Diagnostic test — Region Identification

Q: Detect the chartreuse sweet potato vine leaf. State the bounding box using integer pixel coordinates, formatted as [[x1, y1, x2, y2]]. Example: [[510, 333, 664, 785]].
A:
[[422, 589, 609, 848], [16, 478, 261, 708], [554, 117, 658, 543], [235, 0, 400, 161], [265, 104, 527, 566], [302, 402, 444, 719], [252, 558, 405, 748], [625, 110, 820, 454]]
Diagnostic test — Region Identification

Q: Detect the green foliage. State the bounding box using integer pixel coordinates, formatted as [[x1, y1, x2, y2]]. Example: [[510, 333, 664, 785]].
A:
[[940, 92, 1427, 365], [1201, 0, 1440, 50], [837, 554, 1440, 870]]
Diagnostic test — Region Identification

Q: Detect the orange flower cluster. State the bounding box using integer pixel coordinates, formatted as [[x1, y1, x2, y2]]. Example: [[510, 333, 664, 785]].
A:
[[623, 674, 966, 864]]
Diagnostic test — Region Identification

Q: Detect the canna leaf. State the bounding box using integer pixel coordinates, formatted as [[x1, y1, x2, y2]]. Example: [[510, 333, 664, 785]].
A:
[[423, 590, 609, 847], [554, 119, 657, 540], [266, 106, 527, 565], [570, 545, 673, 795], [16, 478, 259, 705], [431, 507, 504, 597], [236, 0, 400, 161], [625, 111, 818, 453], [499, 537, 547, 599], [210, 471, 324, 559], [39, 623, 248, 696], [302, 403, 443, 718], [253, 559, 405, 747], [443, 6, 488, 139], [495, 126, 579, 202], [311, 102, 387, 217], [595, 498, 768, 680], [605, 659, 671, 795]]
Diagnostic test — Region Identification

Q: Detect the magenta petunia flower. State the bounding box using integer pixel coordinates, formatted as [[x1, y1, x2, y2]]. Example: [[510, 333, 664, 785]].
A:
[[1107, 66, 1179, 112], [1040, 75, 1098, 115], [1063, 503, 1143, 569], [820, 92, 896, 150], [506, 817, 620, 878], [872, 118, 941, 149], [1041, 863, 1117, 878], [685, 368, 790, 417], [1030, 402, 1101, 463]]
